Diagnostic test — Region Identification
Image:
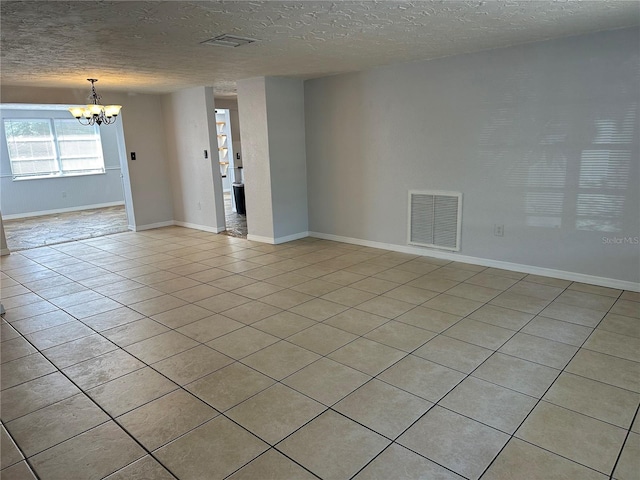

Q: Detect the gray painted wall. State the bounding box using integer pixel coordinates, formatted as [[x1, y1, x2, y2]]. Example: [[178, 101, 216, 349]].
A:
[[0, 106, 124, 217], [305, 27, 639, 284]]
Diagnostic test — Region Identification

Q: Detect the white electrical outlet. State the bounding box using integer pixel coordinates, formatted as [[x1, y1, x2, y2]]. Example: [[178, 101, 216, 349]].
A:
[[494, 224, 504, 237]]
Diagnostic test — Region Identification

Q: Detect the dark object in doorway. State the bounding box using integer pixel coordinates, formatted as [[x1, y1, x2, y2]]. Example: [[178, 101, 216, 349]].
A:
[[233, 183, 246, 215]]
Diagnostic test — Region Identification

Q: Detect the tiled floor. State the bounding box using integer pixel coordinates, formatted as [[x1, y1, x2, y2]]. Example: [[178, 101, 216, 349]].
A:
[[222, 192, 247, 238], [0, 226, 638, 480]]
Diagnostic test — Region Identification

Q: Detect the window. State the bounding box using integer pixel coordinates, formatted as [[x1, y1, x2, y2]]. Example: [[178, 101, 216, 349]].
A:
[[4, 118, 105, 179]]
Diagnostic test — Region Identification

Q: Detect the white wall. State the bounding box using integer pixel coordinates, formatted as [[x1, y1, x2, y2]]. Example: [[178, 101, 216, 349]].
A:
[[0, 106, 124, 217], [305, 27, 640, 285], [0, 86, 174, 229], [237, 77, 275, 239], [161, 87, 225, 232], [237, 77, 308, 242]]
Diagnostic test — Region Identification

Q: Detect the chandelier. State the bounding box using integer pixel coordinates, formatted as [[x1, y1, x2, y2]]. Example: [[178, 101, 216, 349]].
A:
[[68, 79, 122, 126]]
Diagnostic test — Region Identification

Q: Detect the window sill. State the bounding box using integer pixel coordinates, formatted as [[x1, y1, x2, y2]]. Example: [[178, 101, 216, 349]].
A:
[[11, 171, 106, 182]]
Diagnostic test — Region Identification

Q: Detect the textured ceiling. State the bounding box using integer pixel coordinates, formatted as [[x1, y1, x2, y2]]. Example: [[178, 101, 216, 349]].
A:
[[1, 1, 638, 96]]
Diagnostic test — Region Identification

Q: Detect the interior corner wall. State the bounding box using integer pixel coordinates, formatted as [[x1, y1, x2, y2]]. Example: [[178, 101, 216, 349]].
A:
[[0, 86, 174, 229], [264, 77, 308, 239], [161, 87, 224, 232], [237, 77, 275, 240], [305, 27, 640, 285]]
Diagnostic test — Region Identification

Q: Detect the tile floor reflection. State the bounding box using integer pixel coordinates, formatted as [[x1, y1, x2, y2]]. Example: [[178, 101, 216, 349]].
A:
[[0, 226, 638, 479]]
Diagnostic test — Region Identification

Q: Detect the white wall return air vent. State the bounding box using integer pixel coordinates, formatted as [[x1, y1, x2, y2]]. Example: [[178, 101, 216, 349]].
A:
[[408, 190, 462, 251]]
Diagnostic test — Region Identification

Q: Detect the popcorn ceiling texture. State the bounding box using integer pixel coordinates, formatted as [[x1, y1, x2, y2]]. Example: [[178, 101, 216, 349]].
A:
[[1, 1, 638, 95]]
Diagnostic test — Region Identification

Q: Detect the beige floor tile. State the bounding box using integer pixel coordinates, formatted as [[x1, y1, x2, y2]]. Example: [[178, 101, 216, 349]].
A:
[[104, 455, 175, 480], [373, 269, 423, 285], [220, 301, 283, 324], [395, 306, 461, 333], [289, 298, 348, 321], [0, 460, 38, 480], [621, 291, 640, 302], [0, 337, 36, 364], [499, 333, 578, 369], [176, 314, 244, 342], [354, 443, 464, 480], [291, 279, 342, 297], [1, 352, 56, 391], [441, 376, 537, 434], [422, 294, 484, 317], [584, 329, 640, 362], [482, 438, 607, 480], [568, 282, 621, 298], [153, 345, 233, 385], [86, 366, 178, 416], [118, 389, 217, 450], [107, 286, 164, 305], [0, 372, 80, 422], [232, 281, 284, 299], [444, 318, 515, 350], [125, 331, 199, 364], [446, 283, 502, 303], [242, 341, 320, 380], [187, 362, 275, 411], [5, 393, 109, 456], [47, 290, 103, 309], [321, 286, 377, 307], [10, 310, 75, 335], [208, 274, 257, 292], [278, 410, 389, 480], [378, 355, 465, 402], [507, 281, 564, 300], [334, 379, 432, 438], [413, 335, 492, 373], [187, 268, 233, 284], [555, 290, 616, 312], [522, 275, 572, 288], [149, 276, 202, 294], [364, 320, 436, 352], [150, 304, 213, 329], [207, 326, 280, 359], [130, 295, 188, 316], [30, 422, 145, 480], [102, 318, 169, 347], [328, 338, 406, 376], [155, 416, 268, 479], [260, 289, 315, 309], [288, 323, 358, 355], [406, 275, 459, 293], [468, 304, 534, 330], [598, 313, 640, 338], [465, 273, 519, 291], [227, 383, 325, 444], [522, 316, 593, 346], [1, 425, 23, 469], [516, 401, 626, 474], [227, 449, 317, 480], [613, 432, 639, 480], [543, 372, 640, 428], [62, 350, 145, 390], [252, 311, 316, 338], [42, 334, 118, 368], [472, 353, 560, 397], [539, 301, 606, 327], [171, 283, 225, 303], [1, 321, 21, 342], [24, 321, 94, 350], [382, 285, 439, 304], [2, 301, 59, 323], [320, 270, 368, 286], [482, 268, 527, 280], [489, 291, 551, 314], [349, 277, 400, 295], [439, 265, 484, 278], [81, 306, 145, 331], [565, 349, 640, 392], [324, 308, 390, 335], [356, 296, 415, 319], [398, 406, 509, 480], [283, 357, 370, 406], [64, 297, 122, 319], [265, 272, 314, 288]]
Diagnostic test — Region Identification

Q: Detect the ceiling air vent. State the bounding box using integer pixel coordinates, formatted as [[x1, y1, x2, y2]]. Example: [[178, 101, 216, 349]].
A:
[[201, 34, 258, 48], [408, 190, 462, 251]]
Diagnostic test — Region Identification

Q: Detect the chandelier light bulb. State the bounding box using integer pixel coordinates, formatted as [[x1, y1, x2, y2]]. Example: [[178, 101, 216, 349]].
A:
[[68, 79, 122, 126]]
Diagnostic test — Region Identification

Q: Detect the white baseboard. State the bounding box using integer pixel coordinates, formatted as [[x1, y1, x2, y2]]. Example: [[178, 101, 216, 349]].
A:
[[174, 221, 226, 234], [1, 248, 10, 256], [3, 201, 125, 220], [133, 221, 175, 232], [309, 231, 640, 292], [247, 231, 309, 245]]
